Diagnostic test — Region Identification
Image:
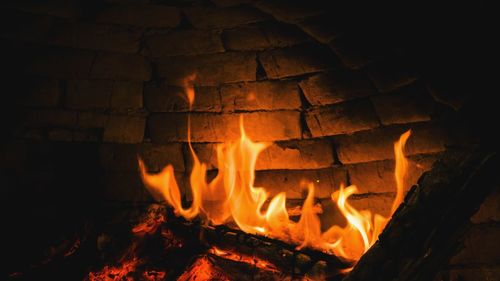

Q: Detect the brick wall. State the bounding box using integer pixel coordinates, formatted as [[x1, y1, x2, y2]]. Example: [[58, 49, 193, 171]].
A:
[[1, 0, 454, 204]]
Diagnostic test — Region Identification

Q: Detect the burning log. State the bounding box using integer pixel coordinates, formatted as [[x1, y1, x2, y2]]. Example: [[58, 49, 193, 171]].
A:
[[343, 147, 500, 281], [87, 204, 351, 280], [162, 212, 353, 280]]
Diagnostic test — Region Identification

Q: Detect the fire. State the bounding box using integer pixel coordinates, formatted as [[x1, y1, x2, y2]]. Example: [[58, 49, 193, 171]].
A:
[[208, 247, 279, 272], [177, 256, 230, 281], [139, 77, 411, 263], [87, 258, 139, 281]]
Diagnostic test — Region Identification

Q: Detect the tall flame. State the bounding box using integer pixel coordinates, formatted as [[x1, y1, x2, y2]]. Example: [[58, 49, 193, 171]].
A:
[[139, 78, 411, 263]]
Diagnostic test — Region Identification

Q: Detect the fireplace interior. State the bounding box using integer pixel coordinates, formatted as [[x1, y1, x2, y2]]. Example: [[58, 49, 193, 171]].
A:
[[1, 1, 497, 281]]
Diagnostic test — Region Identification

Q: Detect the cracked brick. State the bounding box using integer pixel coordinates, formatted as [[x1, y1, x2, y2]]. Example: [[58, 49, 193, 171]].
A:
[[299, 68, 377, 106], [305, 99, 379, 137], [259, 43, 338, 79]]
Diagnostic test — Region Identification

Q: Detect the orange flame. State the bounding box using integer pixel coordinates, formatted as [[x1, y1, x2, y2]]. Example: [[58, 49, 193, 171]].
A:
[[139, 78, 411, 263]]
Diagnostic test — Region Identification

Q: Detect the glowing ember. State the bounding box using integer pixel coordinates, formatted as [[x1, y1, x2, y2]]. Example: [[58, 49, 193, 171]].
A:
[[177, 256, 230, 281], [139, 76, 412, 263], [208, 247, 279, 272], [132, 210, 166, 236], [88, 206, 172, 281], [142, 270, 166, 281], [87, 258, 139, 281]]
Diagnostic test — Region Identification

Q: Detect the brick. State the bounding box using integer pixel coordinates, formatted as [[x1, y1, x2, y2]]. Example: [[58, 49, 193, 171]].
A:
[[139, 143, 185, 173], [91, 53, 151, 81], [144, 83, 221, 112], [258, 43, 338, 79], [346, 154, 439, 194], [436, 267, 500, 281], [191, 139, 333, 171], [222, 21, 309, 51], [148, 111, 301, 143], [297, 13, 344, 43], [449, 225, 500, 265], [66, 80, 112, 110], [19, 78, 60, 107], [471, 186, 500, 223], [24, 110, 77, 128], [259, 140, 334, 170], [254, 167, 347, 199], [110, 81, 143, 109], [305, 99, 380, 137], [48, 21, 141, 53], [335, 122, 448, 164], [254, 1, 323, 23], [25, 48, 95, 79], [103, 115, 145, 143], [183, 6, 268, 29], [220, 80, 301, 111], [96, 5, 180, 28], [0, 10, 53, 42], [371, 83, 435, 125], [328, 34, 386, 69], [365, 56, 418, 93], [143, 29, 224, 57], [156, 52, 256, 86], [299, 68, 377, 106]]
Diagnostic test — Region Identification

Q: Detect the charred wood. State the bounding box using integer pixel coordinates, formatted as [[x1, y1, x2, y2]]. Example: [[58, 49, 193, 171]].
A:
[[343, 147, 500, 281]]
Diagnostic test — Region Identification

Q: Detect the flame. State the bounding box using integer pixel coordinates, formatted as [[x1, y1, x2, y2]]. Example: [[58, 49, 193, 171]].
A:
[[139, 77, 412, 263]]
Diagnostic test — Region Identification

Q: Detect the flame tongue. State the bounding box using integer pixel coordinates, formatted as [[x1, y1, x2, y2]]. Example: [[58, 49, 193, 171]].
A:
[[139, 79, 412, 263]]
